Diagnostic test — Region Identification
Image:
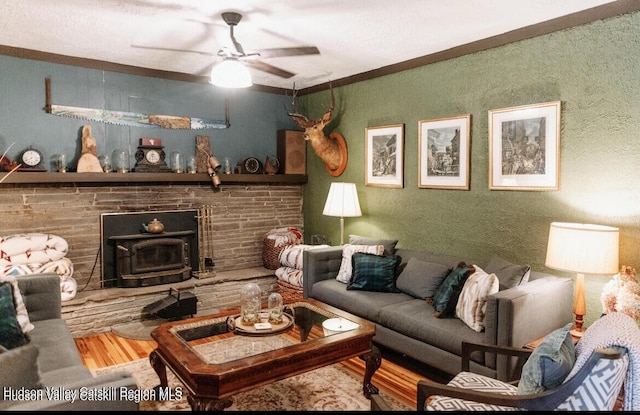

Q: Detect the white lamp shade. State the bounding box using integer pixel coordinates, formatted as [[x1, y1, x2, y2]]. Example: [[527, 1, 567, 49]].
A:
[[209, 59, 252, 88], [545, 222, 619, 275], [323, 182, 362, 218]]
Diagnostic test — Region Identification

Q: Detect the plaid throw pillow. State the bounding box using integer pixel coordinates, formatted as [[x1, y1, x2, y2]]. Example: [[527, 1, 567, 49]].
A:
[[347, 253, 400, 292]]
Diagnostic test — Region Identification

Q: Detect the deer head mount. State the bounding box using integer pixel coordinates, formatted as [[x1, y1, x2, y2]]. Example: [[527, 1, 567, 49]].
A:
[[286, 83, 347, 176]]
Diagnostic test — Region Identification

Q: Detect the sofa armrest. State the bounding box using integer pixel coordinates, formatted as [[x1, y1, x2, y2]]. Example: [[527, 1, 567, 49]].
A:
[[483, 275, 574, 380], [5, 371, 140, 411], [302, 246, 343, 298], [16, 273, 61, 321]]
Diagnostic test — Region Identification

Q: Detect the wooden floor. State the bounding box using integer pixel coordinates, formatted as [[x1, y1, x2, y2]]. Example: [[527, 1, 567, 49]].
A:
[[74, 331, 424, 408]]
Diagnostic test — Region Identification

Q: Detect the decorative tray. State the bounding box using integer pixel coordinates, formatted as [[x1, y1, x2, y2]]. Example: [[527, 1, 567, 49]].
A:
[[226, 312, 294, 336]]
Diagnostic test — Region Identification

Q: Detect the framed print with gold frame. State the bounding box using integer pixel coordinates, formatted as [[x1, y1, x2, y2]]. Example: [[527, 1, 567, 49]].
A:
[[365, 124, 404, 188], [418, 114, 470, 190], [489, 101, 561, 191]]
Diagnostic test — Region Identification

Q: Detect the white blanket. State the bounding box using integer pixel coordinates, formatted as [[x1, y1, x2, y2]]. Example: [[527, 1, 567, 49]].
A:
[[0, 233, 77, 300], [566, 312, 640, 411]]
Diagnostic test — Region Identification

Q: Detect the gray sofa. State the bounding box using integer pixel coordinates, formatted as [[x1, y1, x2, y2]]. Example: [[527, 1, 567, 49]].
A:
[[1, 273, 139, 411], [303, 246, 574, 381]]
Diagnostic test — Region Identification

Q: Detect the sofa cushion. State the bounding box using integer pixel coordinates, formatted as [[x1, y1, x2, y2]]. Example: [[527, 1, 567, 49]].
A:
[[396, 257, 451, 299], [0, 283, 29, 349], [347, 253, 400, 292], [455, 267, 499, 332], [348, 234, 398, 255], [29, 319, 84, 372], [38, 365, 93, 387], [485, 255, 531, 291], [518, 323, 575, 394], [336, 244, 385, 283], [0, 343, 42, 392], [311, 279, 413, 322], [378, 299, 485, 356], [429, 263, 475, 318]]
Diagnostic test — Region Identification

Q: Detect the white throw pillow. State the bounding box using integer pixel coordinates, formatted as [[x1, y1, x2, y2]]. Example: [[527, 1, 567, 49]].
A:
[[455, 266, 499, 332], [336, 244, 385, 283]]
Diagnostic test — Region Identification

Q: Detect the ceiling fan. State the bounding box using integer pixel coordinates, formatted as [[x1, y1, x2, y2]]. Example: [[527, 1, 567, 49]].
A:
[[214, 11, 320, 79], [134, 12, 320, 80]]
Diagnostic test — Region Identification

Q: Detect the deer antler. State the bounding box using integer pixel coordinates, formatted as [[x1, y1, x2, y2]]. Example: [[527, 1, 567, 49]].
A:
[[285, 82, 347, 176]]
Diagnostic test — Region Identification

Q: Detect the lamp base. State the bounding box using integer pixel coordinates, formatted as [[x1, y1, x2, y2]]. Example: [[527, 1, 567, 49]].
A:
[[570, 327, 584, 338]]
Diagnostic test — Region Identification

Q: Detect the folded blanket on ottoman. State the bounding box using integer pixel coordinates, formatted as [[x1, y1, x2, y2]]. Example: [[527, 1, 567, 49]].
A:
[[0, 233, 77, 300], [276, 244, 330, 288]]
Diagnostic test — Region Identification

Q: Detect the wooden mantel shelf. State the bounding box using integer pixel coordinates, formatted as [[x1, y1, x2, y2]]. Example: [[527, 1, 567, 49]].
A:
[[0, 172, 307, 185]]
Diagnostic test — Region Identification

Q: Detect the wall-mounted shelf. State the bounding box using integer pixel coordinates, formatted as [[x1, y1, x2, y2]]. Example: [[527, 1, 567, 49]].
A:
[[0, 172, 307, 185]]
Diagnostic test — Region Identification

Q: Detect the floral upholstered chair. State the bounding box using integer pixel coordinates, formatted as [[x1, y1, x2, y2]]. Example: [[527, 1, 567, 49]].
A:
[[371, 312, 639, 411]]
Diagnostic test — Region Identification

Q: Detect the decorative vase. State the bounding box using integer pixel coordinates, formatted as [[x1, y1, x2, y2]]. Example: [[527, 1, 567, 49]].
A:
[[240, 283, 261, 324]]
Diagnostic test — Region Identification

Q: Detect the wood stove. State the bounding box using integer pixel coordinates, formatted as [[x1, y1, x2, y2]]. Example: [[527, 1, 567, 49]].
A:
[[101, 210, 199, 288], [110, 231, 193, 288]]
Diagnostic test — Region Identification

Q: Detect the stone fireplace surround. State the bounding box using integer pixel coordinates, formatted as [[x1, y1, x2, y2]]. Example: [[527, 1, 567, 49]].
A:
[[0, 181, 304, 336]]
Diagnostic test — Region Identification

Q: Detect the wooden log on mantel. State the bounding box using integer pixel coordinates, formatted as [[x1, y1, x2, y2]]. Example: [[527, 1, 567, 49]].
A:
[[195, 135, 210, 174]]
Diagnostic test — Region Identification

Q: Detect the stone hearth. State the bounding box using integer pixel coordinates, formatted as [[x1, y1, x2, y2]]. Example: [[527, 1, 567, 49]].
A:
[[63, 267, 277, 337]]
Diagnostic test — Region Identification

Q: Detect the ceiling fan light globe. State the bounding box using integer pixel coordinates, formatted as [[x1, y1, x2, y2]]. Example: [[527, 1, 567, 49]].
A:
[[209, 59, 252, 88]]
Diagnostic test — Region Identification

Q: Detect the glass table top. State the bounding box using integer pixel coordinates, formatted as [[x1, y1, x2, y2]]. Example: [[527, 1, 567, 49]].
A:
[[169, 302, 360, 364]]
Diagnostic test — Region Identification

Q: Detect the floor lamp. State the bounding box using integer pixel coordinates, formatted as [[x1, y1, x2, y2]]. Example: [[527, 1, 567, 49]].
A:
[[545, 222, 619, 337], [322, 182, 362, 245]]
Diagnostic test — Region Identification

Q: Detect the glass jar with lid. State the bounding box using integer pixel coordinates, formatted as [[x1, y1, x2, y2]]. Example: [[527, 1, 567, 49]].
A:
[[268, 292, 284, 323], [240, 283, 261, 324], [112, 149, 129, 173]]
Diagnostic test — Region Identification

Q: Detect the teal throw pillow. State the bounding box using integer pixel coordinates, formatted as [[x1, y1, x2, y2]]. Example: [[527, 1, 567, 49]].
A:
[[428, 263, 474, 318], [347, 253, 400, 292], [518, 323, 575, 394], [0, 283, 29, 350]]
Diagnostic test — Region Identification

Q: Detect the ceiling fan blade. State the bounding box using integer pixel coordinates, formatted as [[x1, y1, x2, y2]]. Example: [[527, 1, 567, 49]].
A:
[[244, 60, 296, 79], [252, 46, 320, 59], [131, 43, 215, 56]]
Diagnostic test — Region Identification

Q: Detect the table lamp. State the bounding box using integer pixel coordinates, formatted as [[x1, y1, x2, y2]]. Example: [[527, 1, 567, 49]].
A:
[[322, 182, 362, 245], [545, 222, 619, 337]]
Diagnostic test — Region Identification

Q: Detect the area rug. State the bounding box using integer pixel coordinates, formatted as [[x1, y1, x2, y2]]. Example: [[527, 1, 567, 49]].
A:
[[92, 358, 411, 411]]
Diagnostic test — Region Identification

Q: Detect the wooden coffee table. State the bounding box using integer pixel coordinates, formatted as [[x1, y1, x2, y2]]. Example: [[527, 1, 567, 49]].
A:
[[149, 298, 380, 411]]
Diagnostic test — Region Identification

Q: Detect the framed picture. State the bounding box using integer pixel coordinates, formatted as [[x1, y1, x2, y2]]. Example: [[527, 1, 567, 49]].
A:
[[489, 101, 561, 191], [365, 124, 404, 188], [418, 115, 471, 190]]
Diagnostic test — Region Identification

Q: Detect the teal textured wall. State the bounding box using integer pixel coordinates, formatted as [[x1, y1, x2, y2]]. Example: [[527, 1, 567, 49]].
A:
[[302, 11, 640, 328], [0, 56, 297, 170]]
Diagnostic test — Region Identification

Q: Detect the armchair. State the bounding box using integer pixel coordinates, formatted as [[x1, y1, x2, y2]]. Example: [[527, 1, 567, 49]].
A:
[[371, 312, 639, 411]]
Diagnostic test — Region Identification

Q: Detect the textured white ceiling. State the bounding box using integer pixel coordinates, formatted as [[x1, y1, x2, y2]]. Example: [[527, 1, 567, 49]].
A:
[[0, 0, 617, 89]]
